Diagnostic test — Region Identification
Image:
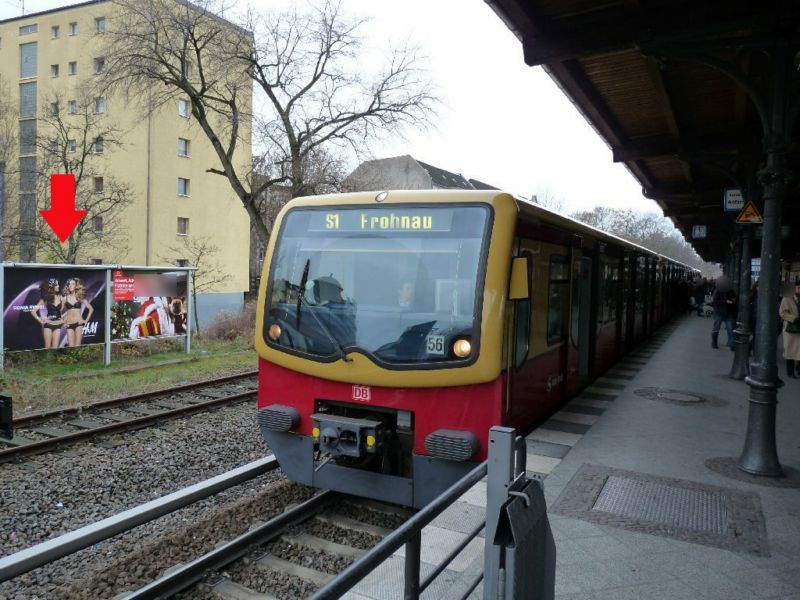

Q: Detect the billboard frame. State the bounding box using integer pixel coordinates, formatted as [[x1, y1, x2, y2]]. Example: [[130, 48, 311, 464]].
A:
[[1, 262, 197, 371]]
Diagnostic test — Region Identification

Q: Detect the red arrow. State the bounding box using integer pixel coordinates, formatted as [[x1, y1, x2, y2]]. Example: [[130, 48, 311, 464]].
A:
[[39, 174, 87, 243]]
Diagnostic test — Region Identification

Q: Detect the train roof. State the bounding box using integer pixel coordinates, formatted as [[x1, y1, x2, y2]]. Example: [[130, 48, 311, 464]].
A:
[[514, 196, 697, 271]]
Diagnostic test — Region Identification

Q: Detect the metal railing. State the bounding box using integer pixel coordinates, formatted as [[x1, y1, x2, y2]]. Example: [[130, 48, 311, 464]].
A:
[[312, 426, 554, 600], [310, 460, 488, 600]]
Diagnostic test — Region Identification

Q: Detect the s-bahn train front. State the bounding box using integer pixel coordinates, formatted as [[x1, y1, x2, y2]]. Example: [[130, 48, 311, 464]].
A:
[[255, 190, 517, 507]]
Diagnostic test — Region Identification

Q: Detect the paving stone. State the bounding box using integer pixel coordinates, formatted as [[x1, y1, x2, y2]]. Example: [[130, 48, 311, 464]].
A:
[[569, 398, 611, 409], [527, 428, 582, 447], [542, 419, 591, 435], [525, 453, 561, 474], [582, 388, 619, 399], [525, 439, 572, 459], [457, 481, 486, 508], [560, 403, 605, 416], [430, 501, 486, 536], [552, 411, 599, 425], [394, 525, 484, 572]]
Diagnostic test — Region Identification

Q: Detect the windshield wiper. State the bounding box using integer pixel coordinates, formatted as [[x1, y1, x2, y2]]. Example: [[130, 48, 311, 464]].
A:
[[296, 292, 353, 363], [296, 259, 310, 328]]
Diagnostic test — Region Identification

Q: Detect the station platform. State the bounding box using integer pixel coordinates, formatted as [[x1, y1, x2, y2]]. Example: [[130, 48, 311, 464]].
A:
[[344, 315, 800, 599]]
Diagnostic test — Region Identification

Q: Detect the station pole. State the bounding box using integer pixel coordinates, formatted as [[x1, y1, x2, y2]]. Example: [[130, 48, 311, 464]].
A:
[[738, 47, 790, 477], [0, 162, 5, 374]]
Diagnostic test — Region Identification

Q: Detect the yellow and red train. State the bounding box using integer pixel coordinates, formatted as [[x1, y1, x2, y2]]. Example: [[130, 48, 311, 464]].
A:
[[255, 190, 693, 507]]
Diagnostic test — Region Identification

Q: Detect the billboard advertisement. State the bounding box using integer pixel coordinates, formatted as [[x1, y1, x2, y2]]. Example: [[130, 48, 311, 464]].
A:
[[2, 268, 106, 350], [110, 270, 188, 341]]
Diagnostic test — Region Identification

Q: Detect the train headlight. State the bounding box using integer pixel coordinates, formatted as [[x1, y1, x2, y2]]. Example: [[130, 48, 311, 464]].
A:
[[453, 338, 471, 358], [312, 427, 320, 440], [366, 434, 376, 448], [268, 324, 282, 341]]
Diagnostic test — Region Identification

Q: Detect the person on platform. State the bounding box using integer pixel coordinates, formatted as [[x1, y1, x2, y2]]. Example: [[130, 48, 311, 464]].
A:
[[692, 278, 707, 316], [63, 278, 94, 346], [711, 276, 736, 350], [779, 279, 800, 378], [30, 278, 64, 349]]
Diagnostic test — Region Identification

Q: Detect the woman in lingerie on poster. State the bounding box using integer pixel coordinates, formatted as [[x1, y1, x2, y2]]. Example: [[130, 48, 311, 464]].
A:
[[30, 278, 64, 349], [63, 278, 94, 346]]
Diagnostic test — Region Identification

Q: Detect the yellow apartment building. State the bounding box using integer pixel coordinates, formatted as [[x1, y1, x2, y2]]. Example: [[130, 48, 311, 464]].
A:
[[0, 0, 252, 324]]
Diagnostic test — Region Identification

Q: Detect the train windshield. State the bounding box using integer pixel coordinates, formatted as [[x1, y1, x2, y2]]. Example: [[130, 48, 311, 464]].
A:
[[264, 204, 491, 366]]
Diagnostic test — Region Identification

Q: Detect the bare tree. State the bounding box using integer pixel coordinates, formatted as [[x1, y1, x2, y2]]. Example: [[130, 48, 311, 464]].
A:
[[571, 205, 714, 272], [161, 235, 231, 334], [530, 187, 566, 214], [243, 1, 436, 201], [104, 0, 436, 244], [33, 91, 133, 263], [0, 75, 18, 260]]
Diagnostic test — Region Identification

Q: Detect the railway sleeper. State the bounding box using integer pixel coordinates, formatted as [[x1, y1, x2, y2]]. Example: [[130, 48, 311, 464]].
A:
[[210, 577, 277, 600], [315, 512, 392, 537], [280, 531, 366, 559], [254, 553, 334, 587]]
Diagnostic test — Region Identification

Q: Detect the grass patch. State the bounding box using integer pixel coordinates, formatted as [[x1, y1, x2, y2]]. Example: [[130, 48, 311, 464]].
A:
[[1, 336, 257, 416]]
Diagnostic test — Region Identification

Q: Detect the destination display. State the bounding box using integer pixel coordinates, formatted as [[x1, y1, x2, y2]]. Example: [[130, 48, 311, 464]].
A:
[[308, 207, 455, 233]]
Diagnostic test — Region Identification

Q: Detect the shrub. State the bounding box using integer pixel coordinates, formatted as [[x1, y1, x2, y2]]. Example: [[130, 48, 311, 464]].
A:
[[205, 301, 256, 345]]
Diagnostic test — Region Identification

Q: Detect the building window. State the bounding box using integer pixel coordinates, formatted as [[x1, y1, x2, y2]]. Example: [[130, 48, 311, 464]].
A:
[[50, 140, 59, 153], [50, 101, 59, 116], [94, 96, 105, 113], [177, 259, 189, 267], [93, 215, 104, 234], [181, 60, 191, 79], [50, 64, 59, 77], [19, 24, 38, 36], [95, 17, 106, 34], [69, 22, 78, 36], [20, 42, 37, 78], [68, 139, 76, 153], [20, 81, 37, 116], [93, 137, 104, 154], [177, 217, 189, 235], [257, 246, 265, 264], [93, 176, 104, 192], [178, 98, 189, 117], [67, 100, 77, 114], [68, 61, 77, 75], [91, 258, 103, 265], [177, 138, 190, 157], [93, 57, 105, 74], [19, 119, 36, 155], [51, 25, 60, 39], [177, 177, 190, 196]]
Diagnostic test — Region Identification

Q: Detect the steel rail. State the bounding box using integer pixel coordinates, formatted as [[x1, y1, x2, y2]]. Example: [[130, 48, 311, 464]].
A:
[[12, 370, 258, 428], [0, 388, 257, 462], [0, 455, 279, 583], [121, 490, 339, 600]]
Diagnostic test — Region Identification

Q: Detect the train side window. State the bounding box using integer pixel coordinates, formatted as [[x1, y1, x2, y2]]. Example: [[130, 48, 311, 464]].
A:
[[513, 252, 533, 370], [547, 255, 570, 345]]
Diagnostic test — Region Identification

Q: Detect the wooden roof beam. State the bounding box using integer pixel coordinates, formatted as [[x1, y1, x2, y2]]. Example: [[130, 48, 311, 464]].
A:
[[520, 1, 783, 66], [613, 132, 752, 162]]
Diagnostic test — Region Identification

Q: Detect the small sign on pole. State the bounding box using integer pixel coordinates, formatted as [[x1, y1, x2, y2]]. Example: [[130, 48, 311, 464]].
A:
[[724, 188, 744, 212], [736, 201, 763, 224], [692, 225, 707, 239]]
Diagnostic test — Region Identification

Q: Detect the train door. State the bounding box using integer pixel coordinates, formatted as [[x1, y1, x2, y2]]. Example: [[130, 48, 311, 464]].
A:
[[506, 239, 570, 430], [567, 255, 592, 396]]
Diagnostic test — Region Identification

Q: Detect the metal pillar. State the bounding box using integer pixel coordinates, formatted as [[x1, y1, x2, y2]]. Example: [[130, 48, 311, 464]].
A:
[[103, 268, 112, 366], [731, 226, 753, 379], [483, 426, 515, 600], [739, 48, 790, 477]]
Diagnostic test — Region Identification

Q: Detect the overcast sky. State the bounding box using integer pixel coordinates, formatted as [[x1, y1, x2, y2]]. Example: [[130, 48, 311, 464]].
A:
[[1, 0, 663, 215]]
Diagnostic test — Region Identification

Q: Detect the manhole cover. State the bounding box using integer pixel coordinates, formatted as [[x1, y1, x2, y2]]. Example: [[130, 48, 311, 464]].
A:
[[634, 387, 707, 405]]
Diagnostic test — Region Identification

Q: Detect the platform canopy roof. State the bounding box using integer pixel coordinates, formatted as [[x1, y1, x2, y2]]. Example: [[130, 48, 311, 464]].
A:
[[487, 0, 800, 263]]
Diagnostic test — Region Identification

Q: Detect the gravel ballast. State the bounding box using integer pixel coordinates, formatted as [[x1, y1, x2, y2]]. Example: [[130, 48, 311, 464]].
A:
[[0, 401, 277, 599]]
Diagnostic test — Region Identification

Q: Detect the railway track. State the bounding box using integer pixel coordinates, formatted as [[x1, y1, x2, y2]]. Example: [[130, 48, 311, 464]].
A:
[[0, 370, 258, 463], [0, 456, 412, 600], [125, 494, 412, 600]]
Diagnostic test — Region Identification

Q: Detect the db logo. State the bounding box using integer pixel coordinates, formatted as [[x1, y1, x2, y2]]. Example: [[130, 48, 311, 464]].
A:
[[352, 385, 371, 402]]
